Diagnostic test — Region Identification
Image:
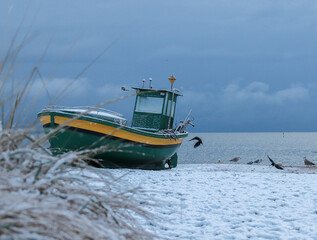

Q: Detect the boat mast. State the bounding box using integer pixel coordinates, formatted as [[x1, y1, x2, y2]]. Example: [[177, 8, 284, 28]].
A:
[[168, 74, 176, 129]]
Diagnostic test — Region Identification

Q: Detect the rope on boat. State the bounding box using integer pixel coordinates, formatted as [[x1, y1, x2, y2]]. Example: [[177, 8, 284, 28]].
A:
[[157, 129, 178, 141]]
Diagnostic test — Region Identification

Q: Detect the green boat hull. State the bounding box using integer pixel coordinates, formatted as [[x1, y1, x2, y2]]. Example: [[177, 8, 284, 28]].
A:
[[39, 111, 187, 170]]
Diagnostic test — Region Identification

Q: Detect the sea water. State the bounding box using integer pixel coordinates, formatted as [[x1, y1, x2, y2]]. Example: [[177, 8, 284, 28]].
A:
[[178, 132, 317, 166]]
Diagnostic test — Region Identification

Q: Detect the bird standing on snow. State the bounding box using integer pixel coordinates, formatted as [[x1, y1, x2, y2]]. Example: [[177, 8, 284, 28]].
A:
[[267, 155, 283, 170], [189, 136, 203, 148], [254, 159, 263, 164], [248, 159, 263, 165], [304, 157, 315, 166], [229, 157, 240, 162]]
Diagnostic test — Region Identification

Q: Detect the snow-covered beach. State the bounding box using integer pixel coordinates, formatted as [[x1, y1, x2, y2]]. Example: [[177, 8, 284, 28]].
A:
[[109, 164, 317, 239]]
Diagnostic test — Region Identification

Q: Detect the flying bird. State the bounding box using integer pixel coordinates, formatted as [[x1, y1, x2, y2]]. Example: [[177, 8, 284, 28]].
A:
[[304, 157, 315, 166], [189, 136, 203, 148], [267, 155, 283, 170], [229, 157, 240, 162]]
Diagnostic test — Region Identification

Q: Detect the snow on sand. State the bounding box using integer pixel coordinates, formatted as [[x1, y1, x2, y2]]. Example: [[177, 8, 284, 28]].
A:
[[109, 164, 317, 239]]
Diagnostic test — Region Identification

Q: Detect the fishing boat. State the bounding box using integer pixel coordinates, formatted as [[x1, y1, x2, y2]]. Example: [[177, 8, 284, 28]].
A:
[[37, 75, 192, 170]]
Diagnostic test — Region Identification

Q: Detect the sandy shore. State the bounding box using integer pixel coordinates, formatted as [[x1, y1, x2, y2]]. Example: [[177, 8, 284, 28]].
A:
[[108, 164, 317, 239]]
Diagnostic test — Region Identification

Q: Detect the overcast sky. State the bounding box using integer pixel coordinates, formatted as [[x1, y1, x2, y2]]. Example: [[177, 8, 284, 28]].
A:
[[1, 0, 317, 132]]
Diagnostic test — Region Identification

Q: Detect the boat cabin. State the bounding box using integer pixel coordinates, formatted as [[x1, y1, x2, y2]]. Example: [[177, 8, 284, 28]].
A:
[[131, 87, 181, 131]]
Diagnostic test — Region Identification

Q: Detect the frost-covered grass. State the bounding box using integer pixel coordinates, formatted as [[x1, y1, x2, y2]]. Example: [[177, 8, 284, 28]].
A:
[[0, 128, 157, 239], [0, 17, 161, 240]]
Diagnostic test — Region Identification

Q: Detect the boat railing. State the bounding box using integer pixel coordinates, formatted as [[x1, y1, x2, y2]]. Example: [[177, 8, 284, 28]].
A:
[[45, 105, 124, 117]]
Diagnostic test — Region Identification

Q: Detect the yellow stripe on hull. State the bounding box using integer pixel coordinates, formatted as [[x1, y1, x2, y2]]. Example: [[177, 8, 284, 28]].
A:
[[50, 116, 183, 146], [39, 115, 51, 126]]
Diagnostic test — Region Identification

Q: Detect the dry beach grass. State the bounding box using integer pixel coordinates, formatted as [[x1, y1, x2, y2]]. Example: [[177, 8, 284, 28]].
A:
[[0, 129, 157, 239], [0, 23, 157, 239]]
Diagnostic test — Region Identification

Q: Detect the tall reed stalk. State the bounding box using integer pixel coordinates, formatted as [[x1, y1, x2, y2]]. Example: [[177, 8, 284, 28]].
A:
[[0, 21, 158, 239]]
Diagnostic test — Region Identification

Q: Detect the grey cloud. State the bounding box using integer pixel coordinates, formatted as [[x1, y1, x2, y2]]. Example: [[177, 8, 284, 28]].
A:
[[223, 82, 309, 105], [177, 81, 310, 117], [3, 1, 317, 131], [29, 78, 123, 104]]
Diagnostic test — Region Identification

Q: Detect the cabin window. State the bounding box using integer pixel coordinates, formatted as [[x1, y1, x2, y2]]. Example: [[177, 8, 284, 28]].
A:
[[165, 100, 176, 116], [135, 96, 164, 114], [163, 94, 168, 113]]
